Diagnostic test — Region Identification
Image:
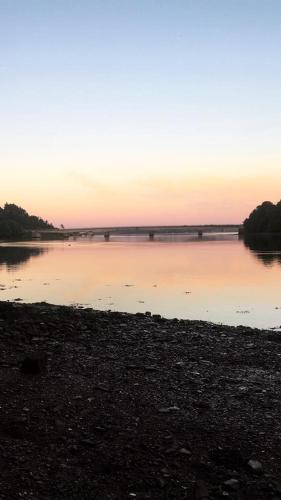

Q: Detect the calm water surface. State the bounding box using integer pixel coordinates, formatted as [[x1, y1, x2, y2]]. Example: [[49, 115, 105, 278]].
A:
[[1, 234, 281, 330]]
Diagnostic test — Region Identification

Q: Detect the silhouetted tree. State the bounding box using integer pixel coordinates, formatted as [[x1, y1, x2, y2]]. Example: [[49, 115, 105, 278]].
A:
[[244, 201, 281, 233], [1, 204, 54, 230], [0, 219, 23, 239], [0, 203, 54, 239]]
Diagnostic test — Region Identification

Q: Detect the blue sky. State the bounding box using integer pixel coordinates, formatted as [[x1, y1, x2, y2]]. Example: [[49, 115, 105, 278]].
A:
[[1, 1, 281, 226]]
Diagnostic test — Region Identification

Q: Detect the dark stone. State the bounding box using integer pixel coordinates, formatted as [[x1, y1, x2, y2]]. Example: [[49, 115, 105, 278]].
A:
[[2, 420, 26, 440], [20, 352, 47, 374], [79, 438, 96, 447], [248, 459, 263, 474], [224, 478, 239, 490], [194, 480, 209, 499], [152, 314, 162, 321], [210, 447, 246, 469]]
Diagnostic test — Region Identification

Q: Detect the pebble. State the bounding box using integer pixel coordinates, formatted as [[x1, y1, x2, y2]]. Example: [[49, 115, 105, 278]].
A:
[[224, 478, 239, 490], [178, 447, 191, 455], [158, 405, 180, 413], [248, 459, 263, 474]]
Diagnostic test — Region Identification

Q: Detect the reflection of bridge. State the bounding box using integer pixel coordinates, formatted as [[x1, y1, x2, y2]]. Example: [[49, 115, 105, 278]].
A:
[[32, 224, 241, 241]]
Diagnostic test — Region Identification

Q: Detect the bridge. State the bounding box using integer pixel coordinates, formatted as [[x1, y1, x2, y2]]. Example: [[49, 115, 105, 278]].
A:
[[31, 224, 242, 240]]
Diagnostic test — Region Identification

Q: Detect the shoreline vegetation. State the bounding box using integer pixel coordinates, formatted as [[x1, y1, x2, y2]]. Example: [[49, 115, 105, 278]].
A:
[[1, 301, 281, 499], [244, 201, 281, 234], [1, 199, 281, 242], [0, 203, 54, 240]]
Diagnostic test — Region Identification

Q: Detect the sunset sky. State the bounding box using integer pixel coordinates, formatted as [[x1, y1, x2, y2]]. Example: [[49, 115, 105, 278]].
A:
[[1, 0, 281, 227]]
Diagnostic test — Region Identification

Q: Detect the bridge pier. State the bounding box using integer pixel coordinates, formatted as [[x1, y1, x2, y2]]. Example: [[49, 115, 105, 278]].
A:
[[31, 231, 41, 239]]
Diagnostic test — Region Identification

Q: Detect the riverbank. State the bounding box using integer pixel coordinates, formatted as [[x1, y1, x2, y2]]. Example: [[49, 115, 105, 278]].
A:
[[1, 301, 281, 499]]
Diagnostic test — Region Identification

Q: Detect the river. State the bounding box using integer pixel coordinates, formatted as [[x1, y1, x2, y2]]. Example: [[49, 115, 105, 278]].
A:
[[0, 233, 281, 330]]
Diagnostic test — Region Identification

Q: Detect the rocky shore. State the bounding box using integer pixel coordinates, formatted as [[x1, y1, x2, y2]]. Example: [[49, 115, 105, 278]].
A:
[[1, 301, 281, 499]]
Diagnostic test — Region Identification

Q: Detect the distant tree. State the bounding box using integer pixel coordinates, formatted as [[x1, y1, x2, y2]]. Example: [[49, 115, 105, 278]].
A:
[[61, 224, 65, 229], [0, 203, 54, 239], [0, 219, 24, 239], [244, 201, 281, 233], [2, 203, 54, 230]]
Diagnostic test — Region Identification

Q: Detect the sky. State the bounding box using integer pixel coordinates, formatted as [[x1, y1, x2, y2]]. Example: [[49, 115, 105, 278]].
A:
[[1, 0, 281, 227]]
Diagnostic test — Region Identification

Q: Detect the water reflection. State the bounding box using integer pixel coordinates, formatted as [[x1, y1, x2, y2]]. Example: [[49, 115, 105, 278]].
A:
[[1, 236, 281, 329], [243, 234, 281, 266], [0, 246, 47, 271]]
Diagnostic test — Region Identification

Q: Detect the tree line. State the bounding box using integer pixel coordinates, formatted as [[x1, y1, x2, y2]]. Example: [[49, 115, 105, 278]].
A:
[[0, 203, 54, 239], [244, 201, 281, 233]]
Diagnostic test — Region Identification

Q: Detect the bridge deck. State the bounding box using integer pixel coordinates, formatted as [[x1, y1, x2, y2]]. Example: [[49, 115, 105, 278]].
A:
[[32, 224, 241, 239]]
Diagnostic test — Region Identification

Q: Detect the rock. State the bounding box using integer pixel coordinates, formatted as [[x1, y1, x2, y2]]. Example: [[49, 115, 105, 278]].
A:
[[271, 480, 281, 495], [224, 478, 239, 490], [152, 314, 162, 321], [158, 406, 180, 413], [68, 444, 79, 454], [144, 365, 158, 372], [3, 419, 26, 439], [194, 480, 209, 499], [179, 447, 191, 456], [248, 459, 263, 474], [55, 419, 64, 433], [20, 352, 47, 374], [157, 476, 165, 488], [175, 361, 185, 366], [210, 447, 245, 468], [79, 438, 95, 447]]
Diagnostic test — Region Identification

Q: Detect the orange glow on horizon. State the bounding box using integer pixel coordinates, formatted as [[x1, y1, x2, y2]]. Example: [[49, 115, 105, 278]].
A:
[[8, 172, 280, 228]]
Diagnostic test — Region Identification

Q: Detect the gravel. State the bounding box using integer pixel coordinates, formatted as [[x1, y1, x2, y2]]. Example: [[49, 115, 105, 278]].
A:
[[0, 300, 281, 499]]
